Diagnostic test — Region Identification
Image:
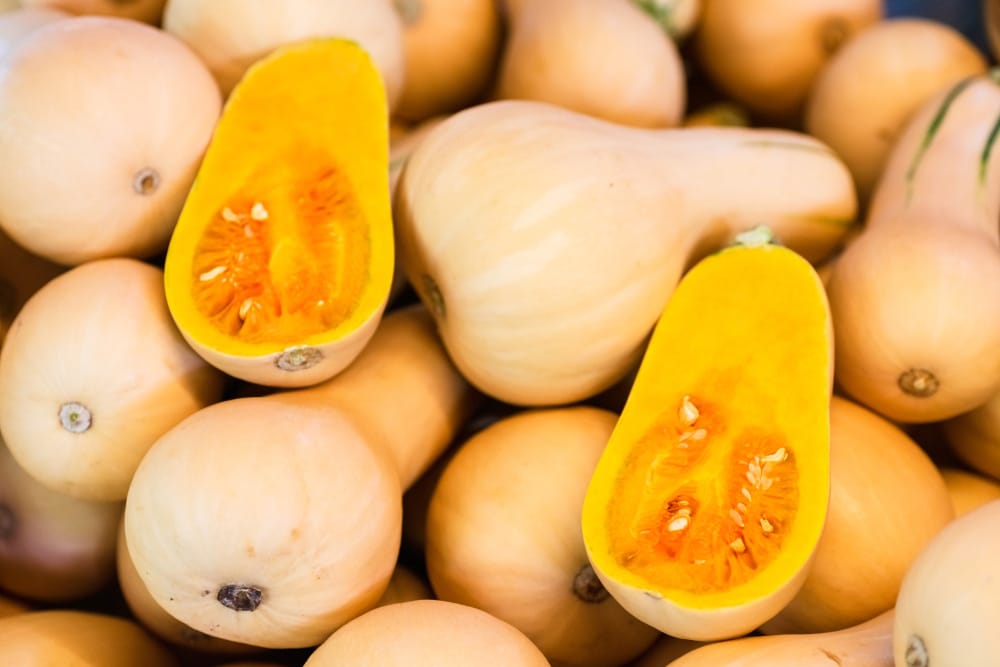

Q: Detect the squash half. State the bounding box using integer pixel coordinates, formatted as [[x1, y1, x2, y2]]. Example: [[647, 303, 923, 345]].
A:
[[164, 37, 394, 387], [582, 228, 833, 641]]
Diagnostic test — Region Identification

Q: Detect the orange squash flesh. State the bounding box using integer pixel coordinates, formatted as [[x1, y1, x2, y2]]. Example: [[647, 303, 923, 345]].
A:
[[165, 37, 393, 387], [584, 229, 833, 640]]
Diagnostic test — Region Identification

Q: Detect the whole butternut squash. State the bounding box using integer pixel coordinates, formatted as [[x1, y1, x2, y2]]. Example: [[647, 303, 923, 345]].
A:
[[495, 0, 686, 128], [303, 599, 551, 666], [0, 610, 179, 667], [826, 71, 1000, 423], [804, 17, 988, 204], [0, 6, 68, 59], [668, 610, 894, 667], [124, 305, 477, 649], [394, 99, 857, 406], [0, 258, 226, 502], [694, 0, 881, 123], [760, 395, 953, 635], [425, 406, 660, 666], [942, 388, 1000, 480], [392, 0, 501, 121], [162, 0, 405, 106], [0, 439, 120, 602], [893, 499, 1000, 667]]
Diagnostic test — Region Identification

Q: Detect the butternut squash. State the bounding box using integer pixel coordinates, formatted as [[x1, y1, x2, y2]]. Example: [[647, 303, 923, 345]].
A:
[[115, 519, 258, 656], [893, 499, 1000, 667], [0, 439, 120, 602], [805, 17, 988, 204], [302, 599, 551, 666], [425, 406, 660, 666], [826, 71, 1000, 423], [164, 37, 394, 388], [495, 0, 686, 128], [0, 258, 226, 502], [0, 6, 67, 59], [124, 305, 477, 649], [0, 15, 221, 265], [668, 609, 894, 667], [939, 466, 1000, 517], [394, 100, 856, 406], [582, 229, 833, 641], [693, 0, 881, 123], [0, 594, 27, 618], [162, 0, 405, 106], [20, 0, 166, 23], [392, 0, 501, 121], [760, 395, 953, 635], [942, 388, 1000, 480], [0, 610, 179, 666]]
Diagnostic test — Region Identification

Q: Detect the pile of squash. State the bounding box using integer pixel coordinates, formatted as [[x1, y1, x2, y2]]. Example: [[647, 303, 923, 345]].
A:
[[0, 0, 999, 665]]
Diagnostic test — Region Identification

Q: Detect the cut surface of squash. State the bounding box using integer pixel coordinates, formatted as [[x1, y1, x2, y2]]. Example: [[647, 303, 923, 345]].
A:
[[164, 36, 393, 387], [583, 229, 833, 641]]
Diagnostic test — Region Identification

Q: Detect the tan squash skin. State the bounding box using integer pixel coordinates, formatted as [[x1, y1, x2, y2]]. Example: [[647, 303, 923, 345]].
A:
[[0, 258, 226, 502], [162, 0, 405, 106], [0, 5, 68, 59], [627, 634, 705, 667], [0, 225, 63, 348], [115, 521, 258, 656], [0, 440, 120, 602], [760, 396, 954, 635], [939, 466, 1000, 517], [0, 610, 179, 666], [0, 16, 222, 266], [286, 304, 481, 491], [496, 0, 686, 128], [303, 599, 551, 666], [694, 0, 882, 123], [805, 17, 988, 204], [374, 564, 433, 607], [669, 610, 894, 667], [0, 594, 27, 618], [392, 0, 500, 121], [826, 72, 1000, 424], [395, 99, 857, 406], [893, 499, 1000, 667], [124, 396, 403, 649], [20, 0, 166, 23], [425, 406, 660, 667], [942, 389, 1000, 480]]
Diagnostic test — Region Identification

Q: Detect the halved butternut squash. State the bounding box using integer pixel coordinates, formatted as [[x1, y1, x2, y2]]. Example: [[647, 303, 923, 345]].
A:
[[582, 228, 833, 641], [164, 37, 394, 387]]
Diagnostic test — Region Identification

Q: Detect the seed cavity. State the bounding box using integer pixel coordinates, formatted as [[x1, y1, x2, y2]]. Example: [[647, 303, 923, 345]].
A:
[[221, 207, 240, 223], [572, 563, 610, 603], [59, 402, 92, 433], [132, 167, 160, 195], [217, 584, 263, 612], [667, 515, 689, 532], [729, 538, 746, 553], [760, 516, 774, 533], [275, 345, 323, 372]]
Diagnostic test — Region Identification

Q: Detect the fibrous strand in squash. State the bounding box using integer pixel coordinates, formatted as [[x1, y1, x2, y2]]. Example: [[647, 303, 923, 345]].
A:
[[607, 393, 798, 595], [190, 154, 370, 345]]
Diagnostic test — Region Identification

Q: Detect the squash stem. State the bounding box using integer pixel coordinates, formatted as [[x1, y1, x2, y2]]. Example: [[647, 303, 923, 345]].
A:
[[393, 0, 422, 24], [217, 583, 263, 612], [898, 368, 939, 398], [132, 167, 160, 195], [904, 634, 929, 667], [731, 225, 777, 248], [573, 563, 610, 603], [59, 402, 92, 434]]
